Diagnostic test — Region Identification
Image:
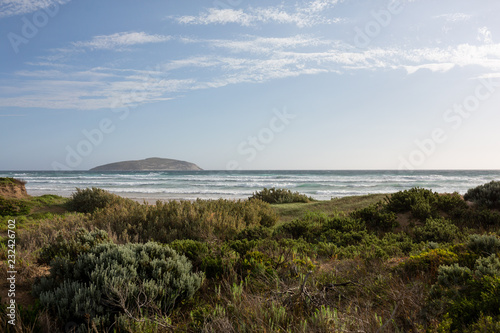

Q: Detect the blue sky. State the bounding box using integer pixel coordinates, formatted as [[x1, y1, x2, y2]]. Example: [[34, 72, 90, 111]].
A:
[[1, 0, 500, 170]]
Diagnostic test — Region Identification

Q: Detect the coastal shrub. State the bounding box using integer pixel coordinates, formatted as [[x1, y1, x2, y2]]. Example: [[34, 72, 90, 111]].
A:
[[410, 200, 437, 221], [33, 241, 203, 332], [66, 187, 124, 213], [273, 215, 369, 247], [468, 234, 500, 256], [385, 187, 439, 213], [168, 239, 210, 270], [429, 253, 500, 331], [437, 192, 468, 212], [236, 225, 271, 241], [450, 206, 500, 228], [322, 216, 366, 233], [464, 181, 500, 209], [413, 217, 461, 243], [0, 177, 26, 185], [399, 248, 458, 278], [273, 219, 316, 240], [0, 197, 30, 216], [38, 228, 110, 264], [249, 187, 312, 204], [350, 202, 398, 231], [465, 314, 500, 332], [475, 254, 500, 277], [92, 198, 278, 243]]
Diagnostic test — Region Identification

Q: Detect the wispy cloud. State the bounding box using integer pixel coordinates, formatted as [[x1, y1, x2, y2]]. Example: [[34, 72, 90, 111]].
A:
[[434, 13, 471, 22], [4, 33, 500, 110], [71, 32, 171, 51], [0, 0, 70, 18], [174, 0, 344, 28], [0, 67, 192, 110]]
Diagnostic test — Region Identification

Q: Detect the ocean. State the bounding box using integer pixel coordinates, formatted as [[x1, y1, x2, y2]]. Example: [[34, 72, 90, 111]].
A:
[[1, 170, 499, 201]]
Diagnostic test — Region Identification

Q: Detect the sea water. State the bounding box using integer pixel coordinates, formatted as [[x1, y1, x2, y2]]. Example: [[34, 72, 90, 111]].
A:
[[1, 170, 499, 201]]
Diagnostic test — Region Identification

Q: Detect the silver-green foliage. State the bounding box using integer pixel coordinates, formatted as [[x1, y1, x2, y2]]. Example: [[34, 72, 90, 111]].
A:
[[464, 181, 500, 209], [33, 241, 204, 332]]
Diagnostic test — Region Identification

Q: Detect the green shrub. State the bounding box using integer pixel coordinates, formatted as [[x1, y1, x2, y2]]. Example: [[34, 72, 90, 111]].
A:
[[350, 202, 398, 231], [467, 234, 500, 256], [38, 228, 110, 264], [399, 248, 458, 278], [450, 207, 500, 228], [430, 257, 500, 331], [273, 219, 315, 240], [66, 187, 125, 213], [385, 187, 439, 213], [464, 181, 500, 209], [410, 200, 437, 221], [465, 314, 500, 332], [413, 217, 461, 243], [34, 241, 203, 332], [0, 197, 30, 216], [92, 198, 278, 243], [169, 239, 210, 270], [475, 254, 500, 277], [0, 177, 25, 185], [236, 225, 271, 241], [437, 192, 468, 212], [249, 187, 312, 204]]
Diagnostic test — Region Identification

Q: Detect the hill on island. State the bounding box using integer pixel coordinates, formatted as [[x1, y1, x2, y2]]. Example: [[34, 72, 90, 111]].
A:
[[90, 158, 203, 171]]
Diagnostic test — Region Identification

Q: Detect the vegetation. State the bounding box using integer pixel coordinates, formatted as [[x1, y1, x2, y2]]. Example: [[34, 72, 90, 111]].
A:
[[1, 183, 500, 332], [33, 237, 203, 332], [464, 180, 500, 209], [249, 187, 313, 204], [0, 177, 26, 185]]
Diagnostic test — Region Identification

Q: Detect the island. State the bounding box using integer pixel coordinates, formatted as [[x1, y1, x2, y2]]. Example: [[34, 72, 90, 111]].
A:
[[89, 157, 203, 171]]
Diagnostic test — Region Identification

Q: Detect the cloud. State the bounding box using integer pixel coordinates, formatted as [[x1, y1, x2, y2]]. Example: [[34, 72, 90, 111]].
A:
[[177, 9, 253, 26], [206, 35, 333, 54], [433, 13, 471, 22], [0, 67, 193, 110], [72, 32, 171, 51], [0, 0, 70, 18], [404, 63, 456, 74], [4, 34, 500, 110], [174, 1, 344, 27], [477, 27, 493, 44]]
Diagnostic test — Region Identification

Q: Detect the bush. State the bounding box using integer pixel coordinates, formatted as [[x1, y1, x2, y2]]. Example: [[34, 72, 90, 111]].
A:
[[437, 192, 468, 212], [169, 239, 210, 270], [475, 254, 500, 278], [350, 202, 398, 231], [236, 225, 271, 240], [430, 256, 500, 331], [38, 228, 111, 265], [410, 200, 436, 221], [464, 181, 500, 209], [273, 219, 316, 240], [413, 217, 461, 243], [34, 240, 203, 332], [92, 198, 278, 243], [399, 248, 458, 278], [66, 187, 124, 213], [468, 234, 500, 256], [249, 187, 312, 204], [450, 206, 500, 228], [0, 197, 30, 216], [385, 187, 439, 213]]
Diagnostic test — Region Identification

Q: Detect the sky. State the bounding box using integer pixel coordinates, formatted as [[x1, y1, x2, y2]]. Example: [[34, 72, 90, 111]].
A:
[[1, 0, 500, 171]]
